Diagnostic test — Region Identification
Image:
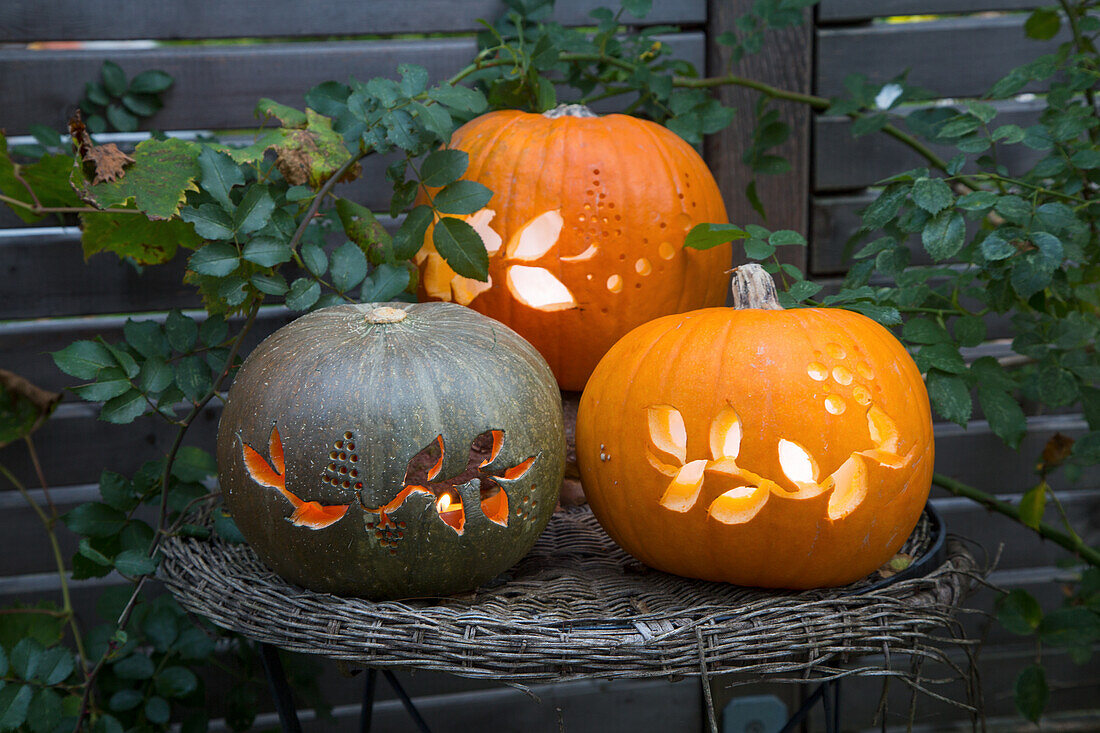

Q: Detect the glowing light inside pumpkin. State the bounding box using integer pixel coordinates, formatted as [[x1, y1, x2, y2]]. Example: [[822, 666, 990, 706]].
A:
[[506, 266, 577, 311], [707, 484, 770, 525], [647, 405, 687, 464], [435, 491, 465, 534], [560, 244, 599, 262], [778, 439, 818, 484], [505, 210, 563, 261], [659, 459, 707, 512], [826, 455, 868, 520], [436, 492, 455, 513], [709, 407, 742, 460]]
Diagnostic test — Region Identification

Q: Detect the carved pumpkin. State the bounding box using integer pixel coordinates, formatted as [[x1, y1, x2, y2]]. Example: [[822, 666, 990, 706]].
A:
[[415, 104, 731, 391], [216, 303, 565, 599], [576, 265, 934, 588]]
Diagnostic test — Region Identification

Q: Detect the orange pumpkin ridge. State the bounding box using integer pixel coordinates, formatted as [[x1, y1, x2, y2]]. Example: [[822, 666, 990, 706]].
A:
[[415, 105, 731, 390], [577, 264, 934, 589]]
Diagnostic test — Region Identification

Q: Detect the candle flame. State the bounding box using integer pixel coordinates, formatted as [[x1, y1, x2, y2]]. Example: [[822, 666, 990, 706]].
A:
[[436, 492, 454, 513]]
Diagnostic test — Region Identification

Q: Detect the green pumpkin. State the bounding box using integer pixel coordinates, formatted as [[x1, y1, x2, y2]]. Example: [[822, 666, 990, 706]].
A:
[[216, 302, 565, 599]]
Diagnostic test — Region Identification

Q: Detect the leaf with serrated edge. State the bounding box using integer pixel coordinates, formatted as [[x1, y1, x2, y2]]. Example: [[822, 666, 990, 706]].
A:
[[75, 138, 201, 220]]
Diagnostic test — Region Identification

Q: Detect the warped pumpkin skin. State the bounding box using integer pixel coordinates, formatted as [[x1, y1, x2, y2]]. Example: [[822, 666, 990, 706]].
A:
[[576, 265, 934, 589], [415, 105, 731, 391], [216, 302, 565, 599]]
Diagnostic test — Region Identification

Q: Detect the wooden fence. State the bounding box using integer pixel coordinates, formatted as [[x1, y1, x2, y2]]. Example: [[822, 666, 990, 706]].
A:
[[1, 0, 1096, 728]]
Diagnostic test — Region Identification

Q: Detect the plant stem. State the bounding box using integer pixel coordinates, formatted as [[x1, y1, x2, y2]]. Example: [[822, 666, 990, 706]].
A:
[[932, 472, 1100, 567], [24, 435, 57, 518], [0, 193, 142, 216], [0, 463, 87, 665], [1058, 0, 1100, 145], [72, 300, 262, 732]]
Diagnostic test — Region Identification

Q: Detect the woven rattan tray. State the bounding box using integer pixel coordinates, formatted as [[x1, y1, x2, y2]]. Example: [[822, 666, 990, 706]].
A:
[[160, 501, 978, 684]]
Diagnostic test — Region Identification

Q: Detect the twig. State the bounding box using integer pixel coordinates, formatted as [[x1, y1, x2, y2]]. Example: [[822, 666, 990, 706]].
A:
[[932, 473, 1100, 567]]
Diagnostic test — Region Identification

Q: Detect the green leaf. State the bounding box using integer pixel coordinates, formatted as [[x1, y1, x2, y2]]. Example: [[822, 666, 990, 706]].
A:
[[112, 653, 155, 680], [64, 502, 127, 539], [420, 149, 468, 188], [189, 243, 240, 277], [51, 341, 115, 380], [100, 389, 148, 423], [286, 279, 321, 311], [1025, 7, 1060, 40], [141, 607, 179, 652], [94, 713, 125, 733], [72, 367, 131, 402], [10, 638, 43, 679], [251, 272, 289, 296], [242, 237, 292, 267], [433, 217, 488, 280], [996, 589, 1042, 635], [114, 549, 156, 576], [1036, 366, 1078, 406], [926, 370, 972, 425], [213, 510, 246, 543], [81, 211, 203, 265], [768, 230, 806, 246], [921, 209, 966, 261], [181, 203, 234, 241], [977, 384, 1027, 448], [300, 241, 328, 276], [77, 537, 112, 567], [412, 101, 453, 142], [101, 61, 127, 97], [25, 688, 61, 733], [171, 446, 216, 483], [108, 689, 143, 712], [980, 234, 1015, 261], [861, 183, 909, 230], [393, 205, 433, 260], [165, 310, 198, 352], [200, 315, 228, 347], [121, 92, 161, 117], [954, 315, 986, 347], [361, 263, 411, 302], [128, 69, 173, 94], [684, 223, 748, 250], [0, 684, 33, 731], [34, 647, 74, 685], [335, 198, 392, 261], [427, 84, 487, 114], [330, 241, 368, 292], [902, 317, 950, 345], [254, 98, 307, 127], [233, 186, 275, 235], [1039, 607, 1100, 655], [911, 177, 954, 214], [123, 320, 168, 360], [157, 666, 199, 698], [1014, 665, 1049, 722], [432, 180, 493, 216], [1018, 482, 1047, 529], [197, 147, 245, 212], [174, 626, 216, 660], [145, 696, 171, 724], [76, 138, 201, 219], [268, 110, 354, 188], [98, 470, 136, 511], [994, 195, 1032, 224], [175, 355, 212, 402]]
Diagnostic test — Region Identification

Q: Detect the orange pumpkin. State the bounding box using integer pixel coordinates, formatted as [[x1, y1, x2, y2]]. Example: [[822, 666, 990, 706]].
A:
[[416, 104, 730, 391], [576, 265, 934, 588]]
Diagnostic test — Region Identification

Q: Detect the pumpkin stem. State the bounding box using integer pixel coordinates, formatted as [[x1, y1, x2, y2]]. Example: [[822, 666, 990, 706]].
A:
[[730, 264, 782, 310], [365, 306, 408, 324], [542, 103, 597, 119]]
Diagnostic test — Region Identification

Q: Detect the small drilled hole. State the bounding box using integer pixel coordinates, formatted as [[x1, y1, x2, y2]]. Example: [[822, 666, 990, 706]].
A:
[[338, 452, 347, 460], [346, 442, 355, 450], [343, 431, 353, 440]]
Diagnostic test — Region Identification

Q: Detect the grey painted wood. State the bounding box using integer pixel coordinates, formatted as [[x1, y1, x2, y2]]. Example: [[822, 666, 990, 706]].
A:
[[0, 308, 293, 393], [0, 216, 399, 319], [705, 0, 813, 271], [0, 33, 705, 134], [819, 0, 1043, 22], [814, 99, 1044, 191], [816, 15, 1068, 100], [0, 0, 706, 42]]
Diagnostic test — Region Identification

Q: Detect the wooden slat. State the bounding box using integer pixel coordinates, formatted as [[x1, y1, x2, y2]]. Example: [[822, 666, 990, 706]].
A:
[[705, 1, 813, 271], [0, 33, 705, 134], [816, 15, 1068, 100], [814, 100, 1044, 191], [819, 0, 1043, 22], [0, 0, 706, 42], [0, 308, 292, 393], [0, 215, 399, 319]]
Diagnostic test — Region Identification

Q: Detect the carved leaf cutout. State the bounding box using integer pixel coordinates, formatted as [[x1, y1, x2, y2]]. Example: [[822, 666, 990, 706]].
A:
[[659, 459, 707, 512], [506, 266, 576, 311], [505, 210, 563, 261], [707, 484, 770, 525]]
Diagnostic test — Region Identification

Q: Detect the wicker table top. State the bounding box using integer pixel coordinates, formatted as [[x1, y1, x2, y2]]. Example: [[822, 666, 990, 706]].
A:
[[159, 501, 979, 685]]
